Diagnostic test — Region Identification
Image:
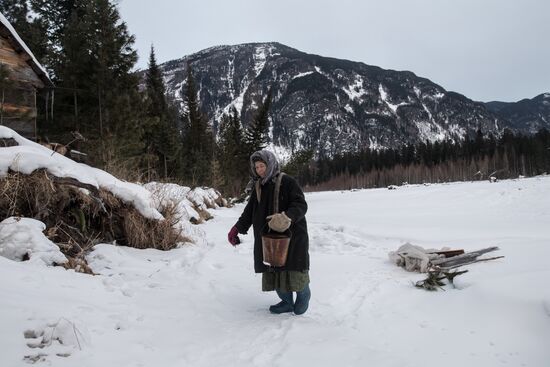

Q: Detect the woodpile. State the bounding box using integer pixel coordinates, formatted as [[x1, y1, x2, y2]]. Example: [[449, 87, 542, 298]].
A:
[[389, 244, 504, 291]]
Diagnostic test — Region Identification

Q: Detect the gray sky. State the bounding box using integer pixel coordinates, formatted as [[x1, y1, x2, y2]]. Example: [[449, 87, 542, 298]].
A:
[[118, 0, 549, 102]]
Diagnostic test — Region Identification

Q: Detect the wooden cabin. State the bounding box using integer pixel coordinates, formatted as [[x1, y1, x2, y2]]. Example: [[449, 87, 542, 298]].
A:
[[0, 13, 53, 140]]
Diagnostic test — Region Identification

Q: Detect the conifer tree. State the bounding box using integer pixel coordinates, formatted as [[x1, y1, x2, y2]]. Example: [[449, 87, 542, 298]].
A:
[[217, 106, 249, 195], [29, 0, 80, 71], [181, 63, 213, 186], [144, 45, 181, 179], [244, 88, 272, 157], [29, 0, 148, 177], [283, 149, 314, 186], [145, 46, 167, 118]]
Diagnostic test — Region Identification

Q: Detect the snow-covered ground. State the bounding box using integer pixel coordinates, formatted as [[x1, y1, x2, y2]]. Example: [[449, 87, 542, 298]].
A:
[[1, 176, 549, 367]]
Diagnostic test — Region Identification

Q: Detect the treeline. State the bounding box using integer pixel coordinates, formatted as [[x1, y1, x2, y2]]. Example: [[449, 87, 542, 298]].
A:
[[284, 129, 550, 191], [0, 0, 270, 195]]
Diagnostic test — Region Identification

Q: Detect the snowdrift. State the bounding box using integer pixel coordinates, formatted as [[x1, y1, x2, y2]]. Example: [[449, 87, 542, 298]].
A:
[[0, 126, 224, 270]]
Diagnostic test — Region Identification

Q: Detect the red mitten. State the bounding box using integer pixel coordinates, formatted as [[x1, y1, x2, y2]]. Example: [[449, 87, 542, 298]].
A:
[[227, 225, 240, 246]]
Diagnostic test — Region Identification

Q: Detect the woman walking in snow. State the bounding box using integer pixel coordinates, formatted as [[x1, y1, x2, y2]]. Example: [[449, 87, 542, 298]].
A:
[[227, 149, 311, 315]]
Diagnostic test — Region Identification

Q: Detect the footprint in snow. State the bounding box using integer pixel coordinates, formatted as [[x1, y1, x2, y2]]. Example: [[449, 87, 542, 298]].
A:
[[22, 319, 89, 363], [209, 262, 224, 270]]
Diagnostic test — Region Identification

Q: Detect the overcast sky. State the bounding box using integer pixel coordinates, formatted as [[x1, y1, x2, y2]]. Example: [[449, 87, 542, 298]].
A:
[[118, 0, 549, 103]]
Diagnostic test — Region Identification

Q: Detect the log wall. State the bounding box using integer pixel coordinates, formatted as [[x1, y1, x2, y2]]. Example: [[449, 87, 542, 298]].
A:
[[0, 33, 44, 139]]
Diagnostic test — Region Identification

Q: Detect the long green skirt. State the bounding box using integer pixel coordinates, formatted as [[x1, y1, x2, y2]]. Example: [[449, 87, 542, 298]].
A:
[[262, 270, 310, 292]]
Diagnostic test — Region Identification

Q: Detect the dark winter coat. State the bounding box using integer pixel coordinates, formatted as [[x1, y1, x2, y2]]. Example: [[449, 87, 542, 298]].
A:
[[235, 173, 310, 273]]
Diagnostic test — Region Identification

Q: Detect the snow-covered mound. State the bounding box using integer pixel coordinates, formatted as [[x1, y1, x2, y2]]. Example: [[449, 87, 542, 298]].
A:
[[0, 217, 67, 266], [143, 182, 226, 247], [0, 126, 228, 253], [0, 126, 162, 220], [145, 182, 226, 223]]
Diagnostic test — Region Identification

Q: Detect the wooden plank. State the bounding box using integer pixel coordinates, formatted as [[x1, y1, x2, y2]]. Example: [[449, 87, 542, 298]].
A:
[[0, 36, 32, 70], [438, 256, 505, 271], [431, 247, 500, 267], [0, 37, 13, 49], [0, 28, 25, 54], [2, 86, 36, 106], [2, 64, 43, 87], [0, 47, 30, 64], [1, 103, 36, 115], [431, 249, 465, 258], [0, 35, 48, 88]]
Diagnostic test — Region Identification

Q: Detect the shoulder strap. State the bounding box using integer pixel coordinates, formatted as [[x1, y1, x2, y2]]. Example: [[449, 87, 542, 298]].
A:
[[273, 172, 285, 214], [255, 172, 286, 212]]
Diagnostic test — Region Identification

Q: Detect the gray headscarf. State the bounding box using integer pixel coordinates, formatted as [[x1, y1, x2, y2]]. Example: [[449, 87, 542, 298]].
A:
[[250, 149, 280, 185]]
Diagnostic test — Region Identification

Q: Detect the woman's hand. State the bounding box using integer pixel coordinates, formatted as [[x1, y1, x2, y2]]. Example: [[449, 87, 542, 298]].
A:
[[266, 212, 291, 232], [227, 225, 241, 246]]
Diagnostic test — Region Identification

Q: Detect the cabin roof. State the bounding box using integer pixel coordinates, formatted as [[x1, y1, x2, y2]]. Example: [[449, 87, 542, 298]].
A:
[[0, 12, 53, 88]]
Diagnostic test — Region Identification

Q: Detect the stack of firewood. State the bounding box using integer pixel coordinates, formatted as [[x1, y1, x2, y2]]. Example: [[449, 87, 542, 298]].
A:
[[415, 247, 504, 291]]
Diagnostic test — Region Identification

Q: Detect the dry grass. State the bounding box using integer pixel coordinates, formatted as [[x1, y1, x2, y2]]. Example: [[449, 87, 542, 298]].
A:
[[123, 203, 190, 250], [0, 170, 191, 272]]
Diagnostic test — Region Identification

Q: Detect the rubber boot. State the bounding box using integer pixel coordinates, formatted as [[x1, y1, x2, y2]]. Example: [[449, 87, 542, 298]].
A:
[[269, 289, 294, 314], [294, 284, 311, 315]]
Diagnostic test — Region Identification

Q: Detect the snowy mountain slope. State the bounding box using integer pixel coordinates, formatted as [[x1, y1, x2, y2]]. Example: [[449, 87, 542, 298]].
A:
[[1, 176, 549, 366], [486, 93, 550, 134], [147, 42, 549, 155]]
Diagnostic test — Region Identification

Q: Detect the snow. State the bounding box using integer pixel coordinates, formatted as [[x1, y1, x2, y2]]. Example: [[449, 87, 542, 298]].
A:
[[142, 182, 211, 246], [0, 217, 67, 266], [448, 123, 467, 139], [378, 84, 409, 114], [343, 75, 368, 101], [0, 126, 163, 220], [226, 56, 236, 100], [415, 119, 447, 143], [344, 103, 354, 114], [292, 71, 314, 80], [1, 135, 550, 366], [368, 136, 384, 150], [253, 45, 271, 76]]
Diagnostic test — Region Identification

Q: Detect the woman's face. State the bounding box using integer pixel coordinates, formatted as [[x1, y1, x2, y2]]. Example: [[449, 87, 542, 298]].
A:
[[255, 161, 267, 178]]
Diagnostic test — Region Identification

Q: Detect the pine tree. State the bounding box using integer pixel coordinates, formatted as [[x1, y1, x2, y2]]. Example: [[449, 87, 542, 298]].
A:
[[244, 88, 272, 157], [283, 149, 314, 186], [145, 46, 167, 117], [217, 106, 249, 195], [29, 0, 79, 71], [143, 45, 182, 180], [181, 63, 213, 186], [31, 0, 148, 177]]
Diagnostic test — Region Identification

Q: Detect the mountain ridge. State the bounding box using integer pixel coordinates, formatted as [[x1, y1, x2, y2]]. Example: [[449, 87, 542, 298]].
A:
[[144, 42, 549, 156]]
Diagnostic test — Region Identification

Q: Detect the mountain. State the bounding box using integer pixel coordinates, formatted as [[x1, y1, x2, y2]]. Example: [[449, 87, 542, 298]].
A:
[[485, 93, 550, 134], [149, 42, 549, 156]]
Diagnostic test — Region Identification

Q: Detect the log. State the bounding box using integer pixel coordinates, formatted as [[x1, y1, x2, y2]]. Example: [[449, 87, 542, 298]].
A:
[[431, 247, 500, 267], [46, 173, 107, 214], [46, 173, 100, 197], [431, 249, 465, 258], [437, 256, 505, 271]]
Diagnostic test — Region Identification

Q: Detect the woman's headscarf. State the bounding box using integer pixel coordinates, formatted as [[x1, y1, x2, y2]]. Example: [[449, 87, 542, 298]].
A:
[[250, 149, 280, 185]]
